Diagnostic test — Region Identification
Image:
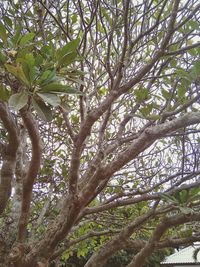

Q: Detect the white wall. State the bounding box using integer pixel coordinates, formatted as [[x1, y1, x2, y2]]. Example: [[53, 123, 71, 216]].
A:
[[174, 265, 199, 267]]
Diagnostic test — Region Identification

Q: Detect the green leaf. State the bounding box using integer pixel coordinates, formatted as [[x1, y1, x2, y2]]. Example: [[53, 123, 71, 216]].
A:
[[3, 16, 12, 28], [61, 251, 73, 261], [37, 93, 60, 107], [71, 14, 77, 24], [188, 194, 200, 203], [11, 25, 22, 46], [147, 114, 160, 120], [17, 53, 37, 83], [40, 44, 55, 59], [56, 38, 80, 60], [0, 22, 7, 44], [5, 64, 30, 86], [135, 88, 149, 103], [40, 83, 82, 95], [188, 20, 199, 30], [35, 54, 43, 66], [38, 70, 52, 84], [161, 89, 171, 100], [0, 51, 6, 63], [38, 69, 57, 86], [189, 186, 200, 196], [25, 53, 37, 83], [187, 187, 200, 203], [179, 206, 193, 215], [101, 8, 112, 25], [19, 32, 35, 46], [24, 53, 35, 67], [140, 104, 153, 117], [170, 59, 177, 68], [190, 60, 200, 80], [71, 114, 79, 124], [179, 190, 189, 204], [160, 193, 177, 204], [188, 48, 197, 57], [176, 69, 193, 83], [8, 92, 28, 111], [58, 51, 77, 67], [32, 98, 53, 121], [98, 87, 108, 96], [16, 60, 30, 84], [177, 85, 186, 99], [0, 86, 10, 101]]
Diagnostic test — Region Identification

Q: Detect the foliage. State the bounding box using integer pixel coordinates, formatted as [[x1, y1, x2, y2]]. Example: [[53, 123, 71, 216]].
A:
[[54, 247, 172, 267], [0, 0, 200, 267]]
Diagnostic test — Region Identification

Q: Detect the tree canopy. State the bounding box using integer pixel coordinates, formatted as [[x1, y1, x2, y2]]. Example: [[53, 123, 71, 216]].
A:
[[0, 0, 200, 266]]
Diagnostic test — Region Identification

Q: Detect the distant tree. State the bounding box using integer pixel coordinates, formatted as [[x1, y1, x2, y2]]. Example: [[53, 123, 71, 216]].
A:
[[55, 246, 173, 267], [0, 0, 200, 266]]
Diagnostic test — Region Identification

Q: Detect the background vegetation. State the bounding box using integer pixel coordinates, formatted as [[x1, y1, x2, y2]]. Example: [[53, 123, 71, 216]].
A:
[[0, 0, 200, 266]]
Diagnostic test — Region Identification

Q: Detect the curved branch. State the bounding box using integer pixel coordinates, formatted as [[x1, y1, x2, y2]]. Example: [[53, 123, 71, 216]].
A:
[[84, 209, 156, 267], [65, 0, 182, 204], [75, 0, 181, 155], [0, 102, 19, 215], [165, 42, 200, 56], [51, 228, 120, 261], [79, 112, 200, 206], [18, 109, 42, 243], [127, 213, 200, 267]]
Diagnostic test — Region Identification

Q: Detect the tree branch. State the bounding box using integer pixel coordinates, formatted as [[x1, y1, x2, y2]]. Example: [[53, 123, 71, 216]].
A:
[[84, 209, 157, 267], [165, 42, 200, 56], [127, 213, 200, 267], [18, 110, 42, 243], [0, 102, 19, 215], [79, 112, 200, 207]]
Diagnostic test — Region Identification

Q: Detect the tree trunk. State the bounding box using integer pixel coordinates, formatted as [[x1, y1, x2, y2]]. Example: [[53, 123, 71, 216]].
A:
[[0, 242, 12, 267]]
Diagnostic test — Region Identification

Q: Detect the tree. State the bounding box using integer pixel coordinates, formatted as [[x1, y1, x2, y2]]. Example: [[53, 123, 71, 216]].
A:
[[0, 0, 200, 266]]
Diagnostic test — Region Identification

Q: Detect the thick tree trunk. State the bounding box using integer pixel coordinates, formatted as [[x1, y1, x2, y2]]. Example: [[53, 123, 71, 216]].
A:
[[0, 256, 10, 267], [0, 240, 48, 267], [0, 242, 10, 267]]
